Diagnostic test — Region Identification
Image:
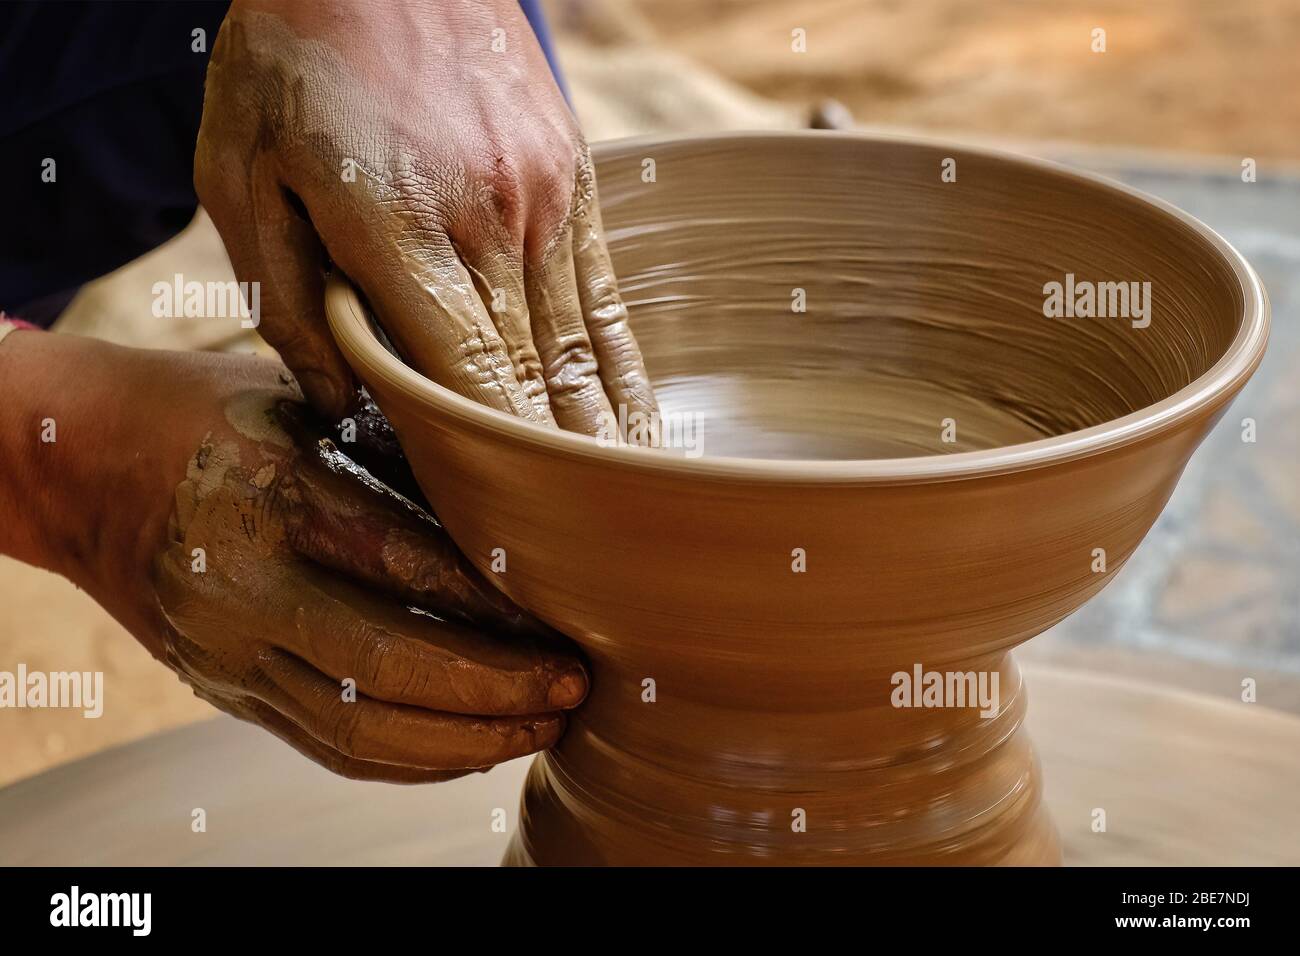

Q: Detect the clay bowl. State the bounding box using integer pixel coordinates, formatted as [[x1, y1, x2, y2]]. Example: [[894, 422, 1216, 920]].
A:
[[326, 131, 1268, 866]]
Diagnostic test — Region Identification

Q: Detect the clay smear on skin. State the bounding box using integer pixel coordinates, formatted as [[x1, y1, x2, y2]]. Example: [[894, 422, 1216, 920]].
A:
[[169, 390, 300, 569], [215, 12, 655, 437]]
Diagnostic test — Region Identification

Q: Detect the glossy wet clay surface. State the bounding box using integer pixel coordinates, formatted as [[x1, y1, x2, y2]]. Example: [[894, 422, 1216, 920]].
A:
[[327, 132, 1265, 865], [603, 135, 1244, 461]]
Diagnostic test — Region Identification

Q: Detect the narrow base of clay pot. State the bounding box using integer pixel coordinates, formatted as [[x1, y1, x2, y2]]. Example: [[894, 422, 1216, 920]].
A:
[[503, 786, 1059, 866], [502, 656, 1062, 866], [502, 777, 1060, 866]]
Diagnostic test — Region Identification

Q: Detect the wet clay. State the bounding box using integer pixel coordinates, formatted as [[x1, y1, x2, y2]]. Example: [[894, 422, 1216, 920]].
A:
[[198, 10, 656, 434], [326, 132, 1268, 864], [153, 388, 586, 783]]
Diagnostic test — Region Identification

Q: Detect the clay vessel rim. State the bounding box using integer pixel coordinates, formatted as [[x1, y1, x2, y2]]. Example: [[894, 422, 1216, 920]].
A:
[[326, 130, 1269, 486]]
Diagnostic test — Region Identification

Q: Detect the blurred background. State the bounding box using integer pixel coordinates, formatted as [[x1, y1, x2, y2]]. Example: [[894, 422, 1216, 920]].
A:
[[2, 0, 1297, 788]]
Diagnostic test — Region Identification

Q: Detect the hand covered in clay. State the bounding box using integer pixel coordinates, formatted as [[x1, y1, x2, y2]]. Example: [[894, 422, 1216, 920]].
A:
[[1, 335, 585, 782], [195, 0, 658, 436]]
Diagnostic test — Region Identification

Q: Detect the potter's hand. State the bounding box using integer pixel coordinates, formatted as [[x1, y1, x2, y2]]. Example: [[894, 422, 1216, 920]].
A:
[[0, 334, 586, 783], [195, 0, 658, 436], [155, 377, 588, 783]]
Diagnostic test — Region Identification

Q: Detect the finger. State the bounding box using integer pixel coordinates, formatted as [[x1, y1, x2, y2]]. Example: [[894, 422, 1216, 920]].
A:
[[189, 679, 469, 784], [525, 227, 616, 435], [282, 165, 543, 423], [571, 199, 660, 438], [194, 158, 354, 420], [268, 557, 586, 715], [157, 536, 585, 716], [461, 244, 555, 424], [245, 697, 475, 780], [249, 649, 566, 770], [274, 424, 546, 636], [240, 698, 474, 784]]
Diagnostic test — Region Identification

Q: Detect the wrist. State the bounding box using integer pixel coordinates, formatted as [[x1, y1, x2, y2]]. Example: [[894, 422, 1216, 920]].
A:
[[0, 333, 173, 633], [0, 329, 81, 577]]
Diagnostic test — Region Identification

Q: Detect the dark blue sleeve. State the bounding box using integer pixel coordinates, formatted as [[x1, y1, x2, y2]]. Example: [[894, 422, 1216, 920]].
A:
[[0, 0, 569, 326], [518, 0, 571, 105], [0, 1, 230, 324]]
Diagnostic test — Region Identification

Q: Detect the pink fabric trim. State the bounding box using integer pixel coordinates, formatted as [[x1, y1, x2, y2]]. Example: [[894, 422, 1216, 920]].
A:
[[0, 313, 41, 330]]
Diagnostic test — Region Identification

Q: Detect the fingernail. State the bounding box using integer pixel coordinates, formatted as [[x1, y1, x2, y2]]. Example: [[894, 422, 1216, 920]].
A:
[[548, 666, 588, 709]]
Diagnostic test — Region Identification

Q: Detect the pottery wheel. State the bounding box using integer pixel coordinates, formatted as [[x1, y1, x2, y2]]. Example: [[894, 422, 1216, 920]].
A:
[[2, 664, 1297, 866]]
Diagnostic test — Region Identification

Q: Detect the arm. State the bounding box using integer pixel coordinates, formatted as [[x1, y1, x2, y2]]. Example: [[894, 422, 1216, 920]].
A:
[[0, 329, 586, 781]]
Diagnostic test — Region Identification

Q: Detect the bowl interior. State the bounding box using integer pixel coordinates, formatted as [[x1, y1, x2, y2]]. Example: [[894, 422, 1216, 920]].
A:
[[593, 135, 1245, 461]]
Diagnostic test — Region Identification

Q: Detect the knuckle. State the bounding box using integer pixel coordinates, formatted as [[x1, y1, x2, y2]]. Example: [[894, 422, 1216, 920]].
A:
[[546, 357, 601, 398], [587, 284, 628, 327], [483, 155, 526, 229], [351, 625, 417, 699], [548, 334, 598, 374], [449, 329, 517, 392], [324, 696, 365, 757], [519, 149, 584, 263]]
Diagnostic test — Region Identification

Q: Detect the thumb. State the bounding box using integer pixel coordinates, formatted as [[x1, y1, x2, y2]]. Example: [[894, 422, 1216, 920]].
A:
[[197, 162, 356, 420]]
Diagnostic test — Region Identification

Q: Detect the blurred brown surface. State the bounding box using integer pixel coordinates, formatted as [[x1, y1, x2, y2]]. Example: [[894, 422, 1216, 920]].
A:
[[4, 665, 1297, 865], [626, 0, 1300, 160], [3, 1, 1297, 787], [0, 560, 213, 787]]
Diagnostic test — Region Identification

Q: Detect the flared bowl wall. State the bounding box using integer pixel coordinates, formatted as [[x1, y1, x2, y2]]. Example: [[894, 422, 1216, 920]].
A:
[[327, 132, 1266, 864]]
